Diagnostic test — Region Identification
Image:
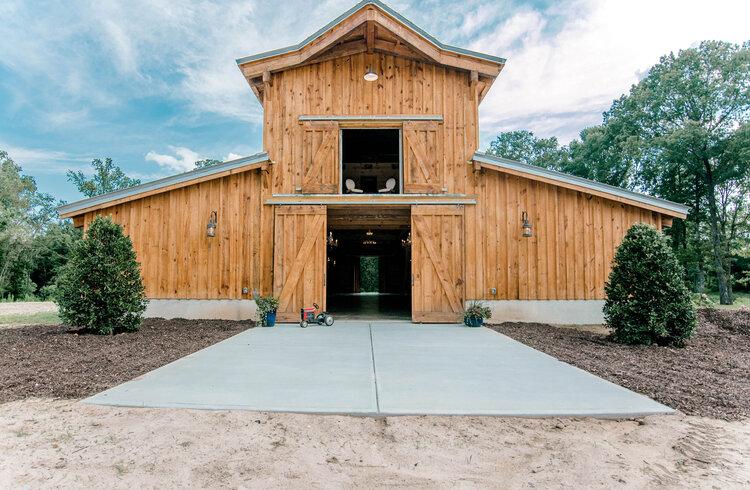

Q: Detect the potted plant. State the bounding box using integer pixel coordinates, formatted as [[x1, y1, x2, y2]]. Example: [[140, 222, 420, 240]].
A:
[[464, 301, 491, 327], [254, 292, 280, 327]]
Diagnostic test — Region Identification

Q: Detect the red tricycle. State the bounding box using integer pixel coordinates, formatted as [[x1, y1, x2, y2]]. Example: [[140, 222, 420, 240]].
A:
[[300, 303, 334, 328]]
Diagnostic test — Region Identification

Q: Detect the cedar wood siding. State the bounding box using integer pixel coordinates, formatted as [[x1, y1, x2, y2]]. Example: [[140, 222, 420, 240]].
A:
[[77, 52, 671, 304], [82, 170, 273, 299]]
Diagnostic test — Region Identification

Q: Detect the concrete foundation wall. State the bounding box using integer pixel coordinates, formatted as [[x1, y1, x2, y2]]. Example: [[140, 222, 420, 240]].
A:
[[145, 299, 258, 321], [478, 300, 605, 325]]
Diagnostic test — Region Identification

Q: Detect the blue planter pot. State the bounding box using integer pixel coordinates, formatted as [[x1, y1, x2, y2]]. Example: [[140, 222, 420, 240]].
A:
[[264, 311, 277, 327], [464, 316, 483, 328]]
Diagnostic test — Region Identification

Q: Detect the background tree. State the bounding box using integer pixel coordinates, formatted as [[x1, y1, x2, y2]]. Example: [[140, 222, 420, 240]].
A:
[[67, 157, 141, 197], [487, 41, 750, 304], [603, 41, 750, 304], [194, 159, 222, 169], [0, 150, 63, 299], [56, 216, 146, 334], [486, 130, 569, 169]]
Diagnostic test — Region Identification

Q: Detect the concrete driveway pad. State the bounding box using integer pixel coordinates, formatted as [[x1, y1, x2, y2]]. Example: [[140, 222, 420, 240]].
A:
[[85, 322, 673, 417]]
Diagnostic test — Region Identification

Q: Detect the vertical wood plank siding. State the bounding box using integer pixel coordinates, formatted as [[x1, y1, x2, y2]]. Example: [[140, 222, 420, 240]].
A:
[[465, 171, 662, 301], [82, 169, 273, 299], [73, 50, 671, 307], [265, 52, 477, 195]]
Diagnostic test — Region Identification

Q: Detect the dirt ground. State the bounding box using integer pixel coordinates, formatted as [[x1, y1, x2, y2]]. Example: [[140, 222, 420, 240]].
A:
[[1, 399, 748, 488], [490, 309, 750, 421], [0, 319, 250, 403], [2, 311, 749, 487]]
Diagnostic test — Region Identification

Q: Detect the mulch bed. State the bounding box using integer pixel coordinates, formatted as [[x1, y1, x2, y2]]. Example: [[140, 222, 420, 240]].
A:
[[489, 309, 750, 421], [0, 318, 251, 404]]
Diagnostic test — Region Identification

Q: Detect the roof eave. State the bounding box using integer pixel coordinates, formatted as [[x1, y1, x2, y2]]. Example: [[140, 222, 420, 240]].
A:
[[58, 152, 270, 218], [473, 152, 689, 218]]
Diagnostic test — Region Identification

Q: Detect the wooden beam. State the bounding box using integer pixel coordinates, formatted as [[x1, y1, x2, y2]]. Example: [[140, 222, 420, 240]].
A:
[[366, 21, 375, 53], [304, 39, 368, 65]]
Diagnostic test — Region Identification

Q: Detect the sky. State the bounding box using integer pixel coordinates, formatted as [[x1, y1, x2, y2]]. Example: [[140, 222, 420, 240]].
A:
[[1, 0, 748, 203]]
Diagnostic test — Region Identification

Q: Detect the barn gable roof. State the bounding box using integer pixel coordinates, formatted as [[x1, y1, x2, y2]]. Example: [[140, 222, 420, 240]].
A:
[[236, 0, 505, 83], [473, 152, 689, 218], [58, 152, 269, 218]]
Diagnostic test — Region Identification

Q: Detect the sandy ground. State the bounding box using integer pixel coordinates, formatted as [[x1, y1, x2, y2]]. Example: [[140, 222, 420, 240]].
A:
[[0, 301, 57, 315], [1, 399, 748, 488]]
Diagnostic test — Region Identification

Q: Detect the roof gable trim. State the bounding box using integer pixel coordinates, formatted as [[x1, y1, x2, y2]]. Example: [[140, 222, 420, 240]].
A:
[[236, 0, 506, 67], [473, 152, 689, 218], [58, 152, 270, 218]]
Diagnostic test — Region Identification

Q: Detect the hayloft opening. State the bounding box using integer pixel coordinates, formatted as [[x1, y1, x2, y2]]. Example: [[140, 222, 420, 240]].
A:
[[341, 128, 401, 194]]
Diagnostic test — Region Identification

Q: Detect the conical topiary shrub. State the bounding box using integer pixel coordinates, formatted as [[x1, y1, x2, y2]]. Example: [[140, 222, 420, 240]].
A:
[[56, 216, 147, 334], [604, 223, 695, 346]]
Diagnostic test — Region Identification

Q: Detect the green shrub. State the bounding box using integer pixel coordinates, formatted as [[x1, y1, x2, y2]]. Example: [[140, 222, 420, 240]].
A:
[[55, 216, 147, 334], [604, 223, 696, 346]]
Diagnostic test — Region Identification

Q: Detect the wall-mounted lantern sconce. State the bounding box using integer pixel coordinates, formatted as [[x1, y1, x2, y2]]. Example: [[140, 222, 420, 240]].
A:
[[521, 211, 533, 238], [206, 211, 218, 237], [364, 67, 378, 82], [327, 231, 338, 248]]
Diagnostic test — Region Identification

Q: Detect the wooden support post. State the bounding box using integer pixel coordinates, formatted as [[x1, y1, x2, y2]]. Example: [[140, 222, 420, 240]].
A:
[[366, 21, 375, 53]]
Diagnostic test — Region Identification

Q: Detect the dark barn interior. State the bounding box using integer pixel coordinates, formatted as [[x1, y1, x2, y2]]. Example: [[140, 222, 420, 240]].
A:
[[326, 207, 411, 319], [341, 129, 400, 194]]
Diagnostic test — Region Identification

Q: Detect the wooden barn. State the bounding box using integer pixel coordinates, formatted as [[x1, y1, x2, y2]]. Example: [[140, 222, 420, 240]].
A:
[[58, 0, 688, 324]]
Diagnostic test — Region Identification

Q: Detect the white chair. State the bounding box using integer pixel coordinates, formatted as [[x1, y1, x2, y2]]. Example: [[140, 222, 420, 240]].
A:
[[345, 179, 363, 193], [378, 178, 397, 193]]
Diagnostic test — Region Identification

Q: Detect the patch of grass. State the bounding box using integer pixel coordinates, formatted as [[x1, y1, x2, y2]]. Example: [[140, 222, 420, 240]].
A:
[[706, 292, 750, 310], [112, 462, 129, 476], [0, 311, 60, 326]]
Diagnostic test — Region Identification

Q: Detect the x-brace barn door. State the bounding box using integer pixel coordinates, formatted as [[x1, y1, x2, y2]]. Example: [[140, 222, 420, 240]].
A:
[[301, 121, 339, 194], [273, 205, 327, 322], [411, 205, 465, 322], [403, 120, 442, 194]]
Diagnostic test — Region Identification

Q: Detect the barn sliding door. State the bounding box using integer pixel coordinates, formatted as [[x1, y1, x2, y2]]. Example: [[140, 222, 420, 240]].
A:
[[411, 205, 465, 323], [403, 120, 442, 194], [273, 205, 327, 322], [301, 121, 339, 194]]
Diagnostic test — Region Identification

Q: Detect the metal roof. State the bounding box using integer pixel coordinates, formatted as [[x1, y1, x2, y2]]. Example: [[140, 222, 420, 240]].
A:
[[236, 0, 506, 67], [58, 152, 270, 217], [473, 152, 689, 217]]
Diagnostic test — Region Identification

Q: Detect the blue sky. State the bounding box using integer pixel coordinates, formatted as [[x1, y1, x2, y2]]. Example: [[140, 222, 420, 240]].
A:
[[1, 0, 748, 203]]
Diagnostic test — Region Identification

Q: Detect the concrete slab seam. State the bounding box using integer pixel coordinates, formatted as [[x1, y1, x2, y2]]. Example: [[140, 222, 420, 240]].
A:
[[368, 322, 381, 413]]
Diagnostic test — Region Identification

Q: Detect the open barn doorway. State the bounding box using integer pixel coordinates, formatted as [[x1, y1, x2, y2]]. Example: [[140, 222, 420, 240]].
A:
[[340, 128, 401, 194], [326, 206, 411, 320]]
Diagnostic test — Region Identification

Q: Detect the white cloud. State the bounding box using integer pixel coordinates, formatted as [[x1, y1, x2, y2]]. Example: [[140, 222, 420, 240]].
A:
[[145, 146, 201, 173], [225, 153, 244, 162], [476, 0, 750, 145], [2, 143, 90, 175]]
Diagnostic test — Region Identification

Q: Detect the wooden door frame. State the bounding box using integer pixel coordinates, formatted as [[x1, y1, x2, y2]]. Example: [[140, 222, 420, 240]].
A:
[[338, 126, 403, 195]]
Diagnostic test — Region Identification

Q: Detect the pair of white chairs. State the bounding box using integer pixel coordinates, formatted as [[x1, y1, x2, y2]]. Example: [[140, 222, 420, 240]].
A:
[[345, 178, 397, 194]]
